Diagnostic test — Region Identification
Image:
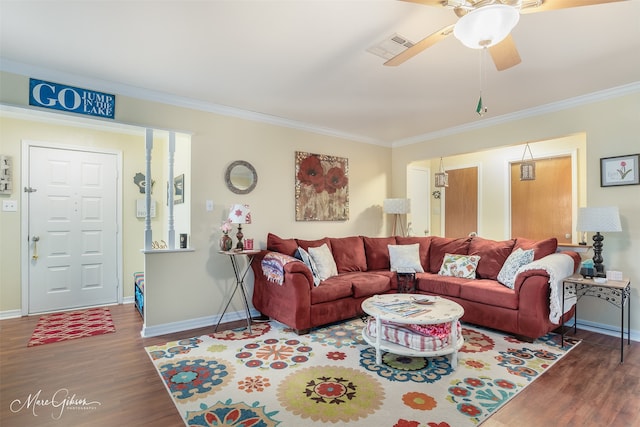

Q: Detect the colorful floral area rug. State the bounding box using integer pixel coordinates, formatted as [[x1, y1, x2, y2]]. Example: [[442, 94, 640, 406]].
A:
[[27, 307, 116, 347], [145, 319, 579, 426]]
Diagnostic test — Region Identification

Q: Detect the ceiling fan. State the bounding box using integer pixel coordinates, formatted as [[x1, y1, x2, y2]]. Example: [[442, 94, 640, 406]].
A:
[[386, 0, 627, 71]]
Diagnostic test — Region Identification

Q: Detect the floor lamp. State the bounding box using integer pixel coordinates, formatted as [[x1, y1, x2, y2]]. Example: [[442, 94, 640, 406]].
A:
[[383, 198, 410, 237], [576, 206, 622, 277]]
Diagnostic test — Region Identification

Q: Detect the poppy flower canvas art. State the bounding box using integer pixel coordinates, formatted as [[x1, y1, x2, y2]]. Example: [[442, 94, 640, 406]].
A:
[[295, 151, 349, 221]]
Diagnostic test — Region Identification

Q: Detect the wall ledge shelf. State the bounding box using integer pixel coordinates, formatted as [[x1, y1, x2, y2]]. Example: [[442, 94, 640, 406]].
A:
[[141, 248, 195, 254], [557, 244, 592, 253]]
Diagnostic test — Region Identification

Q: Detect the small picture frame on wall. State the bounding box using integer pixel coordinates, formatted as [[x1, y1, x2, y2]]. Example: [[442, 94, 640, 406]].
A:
[[0, 155, 12, 194], [174, 174, 184, 204], [600, 154, 640, 187]]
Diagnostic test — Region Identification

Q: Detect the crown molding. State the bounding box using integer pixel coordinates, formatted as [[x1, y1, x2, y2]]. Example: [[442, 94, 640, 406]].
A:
[[2, 59, 638, 148], [0, 59, 383, 146], [392, 81, 640, 147]]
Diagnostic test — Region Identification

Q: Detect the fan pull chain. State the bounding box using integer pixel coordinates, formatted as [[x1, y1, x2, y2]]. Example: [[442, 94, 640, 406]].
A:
[[476, 48, 488, 116]]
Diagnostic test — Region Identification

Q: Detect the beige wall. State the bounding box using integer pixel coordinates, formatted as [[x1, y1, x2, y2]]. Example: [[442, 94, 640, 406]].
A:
[[0, 115, 147, 311], [394, 92, 640, 333], [1, 70, 638, 337], [0, 71, 392, 334]]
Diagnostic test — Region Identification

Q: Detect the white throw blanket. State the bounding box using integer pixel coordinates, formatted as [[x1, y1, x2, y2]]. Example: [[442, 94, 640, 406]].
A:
[[516, 253, 576, 324]]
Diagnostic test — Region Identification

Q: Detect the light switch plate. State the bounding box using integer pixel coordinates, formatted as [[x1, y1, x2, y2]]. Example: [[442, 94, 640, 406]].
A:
[[206, 200, 214, 211], [2, 199, 17, 212]]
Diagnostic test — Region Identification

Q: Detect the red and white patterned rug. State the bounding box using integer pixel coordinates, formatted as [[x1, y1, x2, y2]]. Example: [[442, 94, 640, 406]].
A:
[[27, 307, 116, 347]]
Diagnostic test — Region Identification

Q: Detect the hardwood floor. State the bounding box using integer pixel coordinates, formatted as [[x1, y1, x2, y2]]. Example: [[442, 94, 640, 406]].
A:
[[1, 304, 638, 426]]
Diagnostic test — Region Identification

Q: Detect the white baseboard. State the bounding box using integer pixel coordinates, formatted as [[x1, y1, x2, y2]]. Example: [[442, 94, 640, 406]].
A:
[[4, 304, 636, 343], [140, 308, 261, 338], [0, 299, 135, 320], [0, 309, 22, 320], [568, 317, 638, 342]]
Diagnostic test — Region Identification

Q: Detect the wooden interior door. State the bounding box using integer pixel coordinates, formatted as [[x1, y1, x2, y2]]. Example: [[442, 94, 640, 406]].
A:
[[444, 167, 478, 238], [511, 156, 572, 243]]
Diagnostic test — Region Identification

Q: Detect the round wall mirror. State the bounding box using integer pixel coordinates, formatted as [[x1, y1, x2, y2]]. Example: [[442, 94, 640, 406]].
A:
[[225, 160, 257, 194]]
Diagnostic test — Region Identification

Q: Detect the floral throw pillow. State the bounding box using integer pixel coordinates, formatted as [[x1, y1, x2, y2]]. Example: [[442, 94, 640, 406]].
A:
[[497, 248, 534, 289], [438, 253, 481, 279], [308, 243, 338, 281]]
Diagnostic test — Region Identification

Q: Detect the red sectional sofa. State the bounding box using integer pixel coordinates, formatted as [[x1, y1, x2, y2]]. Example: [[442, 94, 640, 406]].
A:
[[250, 233, 580, 340]]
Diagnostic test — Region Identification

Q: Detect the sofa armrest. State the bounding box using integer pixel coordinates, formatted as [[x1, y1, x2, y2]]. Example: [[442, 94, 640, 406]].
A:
[[512, 250, 580, 294], [558, 250, 581, 272], [283, 258, 315, 283], [513, 269, 549, 294], [250, 250, 316, 331]]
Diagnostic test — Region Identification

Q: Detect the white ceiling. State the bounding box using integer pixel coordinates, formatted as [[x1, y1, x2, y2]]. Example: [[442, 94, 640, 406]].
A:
[[1, 0, 639, 146]]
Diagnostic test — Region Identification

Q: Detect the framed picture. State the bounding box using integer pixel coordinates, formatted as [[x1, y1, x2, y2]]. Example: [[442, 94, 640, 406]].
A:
[[174, 174, 184, 204], [295, 151, 349, 221], [600, 154, 640, 187], [0, 155, 12, 194]]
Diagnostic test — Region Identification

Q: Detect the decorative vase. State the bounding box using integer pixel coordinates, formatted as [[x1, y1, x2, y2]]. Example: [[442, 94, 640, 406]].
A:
[[220, 233, 233, 252]]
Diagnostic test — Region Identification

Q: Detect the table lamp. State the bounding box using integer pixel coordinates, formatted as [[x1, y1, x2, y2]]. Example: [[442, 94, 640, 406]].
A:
[[576, 206, 622, 277], [228, 204, 251, 250]]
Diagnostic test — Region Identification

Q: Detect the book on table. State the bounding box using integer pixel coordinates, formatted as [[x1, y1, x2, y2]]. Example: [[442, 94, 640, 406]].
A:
[[371, 298, 432, 317]]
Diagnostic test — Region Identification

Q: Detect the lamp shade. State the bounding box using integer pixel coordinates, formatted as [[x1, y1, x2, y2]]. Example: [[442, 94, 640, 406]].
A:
[[576, 206, 622, 232], [228, 204, 251, 224], [383, 198, 411, 214], [453, 4, 520, 49]]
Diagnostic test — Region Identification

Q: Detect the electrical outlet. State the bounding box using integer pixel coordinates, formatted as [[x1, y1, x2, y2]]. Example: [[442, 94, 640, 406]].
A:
[[2, 200, 17, 212]]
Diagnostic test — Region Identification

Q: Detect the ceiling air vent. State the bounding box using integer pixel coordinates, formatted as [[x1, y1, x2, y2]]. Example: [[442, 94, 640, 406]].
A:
[[367, 34, 415, 60]]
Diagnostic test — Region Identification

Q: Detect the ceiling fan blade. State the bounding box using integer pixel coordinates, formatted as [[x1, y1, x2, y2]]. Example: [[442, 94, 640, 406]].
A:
[[384, 24, 455, 66], [488, 34, 521, 71], [399, 0, 448, 7], [521, 0, 628, 14]]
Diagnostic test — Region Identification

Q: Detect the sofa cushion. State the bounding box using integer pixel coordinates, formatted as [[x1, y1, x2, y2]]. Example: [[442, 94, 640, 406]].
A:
[[308, 243, 338, 281], [429, 237, 471, 273], [459, 279, 519, 310], [388, 244, 425, 273], [415, 273, 465, 298], [267, 233, 298, 257], [339, 272, 391, 299], [497, 248, 534, 289], [296, 237, 331, 252], [395, 236, 431, 272], [468, 237, 516, 280], [330, 236, 367, 273], [438, 253, 480, 279], [363, 236, 396, 270], [514, 237, 558, 260], [310, 277, 353, 304]]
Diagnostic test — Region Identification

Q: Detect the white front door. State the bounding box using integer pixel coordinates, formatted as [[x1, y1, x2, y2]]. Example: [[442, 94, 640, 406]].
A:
[[27, 145, 119, 313]]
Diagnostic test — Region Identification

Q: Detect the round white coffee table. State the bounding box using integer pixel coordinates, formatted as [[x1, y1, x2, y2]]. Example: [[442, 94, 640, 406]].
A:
[[361, 294, 464, 368]]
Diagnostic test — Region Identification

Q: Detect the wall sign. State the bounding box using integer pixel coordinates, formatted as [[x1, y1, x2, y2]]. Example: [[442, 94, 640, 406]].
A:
[[29, 78, 115, 119]]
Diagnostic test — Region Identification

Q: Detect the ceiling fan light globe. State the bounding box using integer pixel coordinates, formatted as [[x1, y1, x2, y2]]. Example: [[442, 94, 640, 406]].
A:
[[453, 4, 520, 49]]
